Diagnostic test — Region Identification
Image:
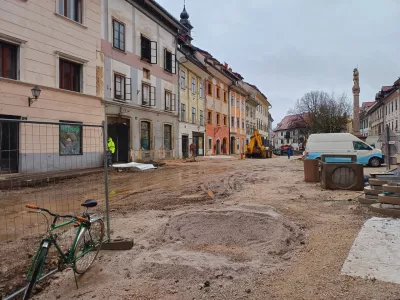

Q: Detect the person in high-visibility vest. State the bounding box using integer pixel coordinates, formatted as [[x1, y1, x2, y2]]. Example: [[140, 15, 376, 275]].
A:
[[108, 137, 115, 154], [107, 137, 115, 167]]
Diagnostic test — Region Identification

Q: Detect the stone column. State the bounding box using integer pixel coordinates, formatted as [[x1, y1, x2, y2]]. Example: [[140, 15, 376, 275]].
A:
[[352, 68, 360, 135]]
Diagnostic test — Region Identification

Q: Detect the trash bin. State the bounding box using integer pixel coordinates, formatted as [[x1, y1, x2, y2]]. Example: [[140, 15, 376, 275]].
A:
[[304, 159, 320, 182]]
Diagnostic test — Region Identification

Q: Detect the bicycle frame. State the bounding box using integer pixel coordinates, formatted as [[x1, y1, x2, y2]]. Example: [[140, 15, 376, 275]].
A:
[[26, 217, 90, 282]]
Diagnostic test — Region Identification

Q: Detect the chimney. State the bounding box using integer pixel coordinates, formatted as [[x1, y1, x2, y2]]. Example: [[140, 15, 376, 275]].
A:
[[228, 68, 232, 72], [224, 62, 228, 69]]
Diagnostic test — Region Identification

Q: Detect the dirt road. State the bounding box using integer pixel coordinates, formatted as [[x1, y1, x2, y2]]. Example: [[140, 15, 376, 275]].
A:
[[4, 157, 400, 299]]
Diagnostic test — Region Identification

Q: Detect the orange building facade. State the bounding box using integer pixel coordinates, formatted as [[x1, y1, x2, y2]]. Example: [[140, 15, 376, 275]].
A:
[[204, 76, 230, 155]]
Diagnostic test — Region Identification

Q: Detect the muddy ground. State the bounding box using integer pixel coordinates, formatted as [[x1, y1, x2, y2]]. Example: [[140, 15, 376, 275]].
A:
[[2, 156, 400, 299]]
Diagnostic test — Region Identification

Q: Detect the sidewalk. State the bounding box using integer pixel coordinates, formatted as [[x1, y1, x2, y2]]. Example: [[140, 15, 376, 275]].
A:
[[0, 168, 103, 189]]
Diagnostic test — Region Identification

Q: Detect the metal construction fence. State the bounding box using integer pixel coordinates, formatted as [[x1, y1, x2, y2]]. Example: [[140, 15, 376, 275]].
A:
[[0, 118, 110, 298]]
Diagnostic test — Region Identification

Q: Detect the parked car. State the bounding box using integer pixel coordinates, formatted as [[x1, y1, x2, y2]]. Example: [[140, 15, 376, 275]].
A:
[[304, 133, 383, 167], [280, 145, 293, 154]]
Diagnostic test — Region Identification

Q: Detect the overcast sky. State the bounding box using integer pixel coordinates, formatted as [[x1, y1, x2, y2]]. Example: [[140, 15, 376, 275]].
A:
[[157, 0, 400, 126]]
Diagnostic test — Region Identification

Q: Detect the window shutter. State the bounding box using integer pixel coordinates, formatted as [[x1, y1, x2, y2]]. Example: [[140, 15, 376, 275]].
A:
[[151, 41, 157, 64], [150, 86, 156, 106], [125, 77, 131, 100], [171, 94, 176, 111], [171, 53, 176, 74]]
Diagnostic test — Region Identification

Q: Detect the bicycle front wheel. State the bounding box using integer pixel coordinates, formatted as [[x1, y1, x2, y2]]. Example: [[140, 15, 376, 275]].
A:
[[74, 219, 104, 274], [23, 246, 48, 300]]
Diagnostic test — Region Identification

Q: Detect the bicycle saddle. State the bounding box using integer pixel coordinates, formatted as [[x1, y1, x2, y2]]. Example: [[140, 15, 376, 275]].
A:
[[81, 199, 97, 208]]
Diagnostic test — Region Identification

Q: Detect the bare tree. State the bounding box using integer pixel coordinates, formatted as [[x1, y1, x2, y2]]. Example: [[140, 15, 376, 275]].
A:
[[290, 91, 352, 134]]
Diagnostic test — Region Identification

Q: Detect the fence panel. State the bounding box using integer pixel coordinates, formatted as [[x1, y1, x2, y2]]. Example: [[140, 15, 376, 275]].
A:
[[0, 119, 109, 298]]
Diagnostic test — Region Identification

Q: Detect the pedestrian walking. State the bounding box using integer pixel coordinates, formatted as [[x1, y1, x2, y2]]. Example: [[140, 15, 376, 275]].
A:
[[287, 147, 292, 159]]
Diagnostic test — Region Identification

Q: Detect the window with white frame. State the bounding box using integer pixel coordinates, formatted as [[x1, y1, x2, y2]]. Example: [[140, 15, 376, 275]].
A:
[[58, 0, 83, 23], [191, 78, 196, 94], [199, 83, 204, 98], [180, 71, 186, 89]]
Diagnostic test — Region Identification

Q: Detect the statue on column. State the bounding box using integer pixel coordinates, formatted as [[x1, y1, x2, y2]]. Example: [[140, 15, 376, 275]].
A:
[[352, 68, 360, 93]]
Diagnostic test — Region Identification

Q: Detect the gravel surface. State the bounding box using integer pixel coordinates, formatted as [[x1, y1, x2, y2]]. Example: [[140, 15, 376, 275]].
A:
[[3, 156, 400, 299]]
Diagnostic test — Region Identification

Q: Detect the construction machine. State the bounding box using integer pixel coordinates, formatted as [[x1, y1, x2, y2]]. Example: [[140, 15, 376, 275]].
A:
[[245, 130, 272, 158]]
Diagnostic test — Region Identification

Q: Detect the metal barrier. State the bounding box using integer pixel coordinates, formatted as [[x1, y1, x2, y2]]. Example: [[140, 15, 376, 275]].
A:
[[0, 118, 110, 298]]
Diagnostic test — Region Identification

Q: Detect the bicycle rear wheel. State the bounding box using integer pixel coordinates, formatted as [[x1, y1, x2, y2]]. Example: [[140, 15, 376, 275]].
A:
[[74, 219, 104, 274], [23, 246, 48, 300]]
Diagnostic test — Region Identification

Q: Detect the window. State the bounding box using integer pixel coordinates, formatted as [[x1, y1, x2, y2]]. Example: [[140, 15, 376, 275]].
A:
[[180, 71, 186, 89], [59, 59, 81, 92], [141, 35, 157, 64], [242, 101, 245, 111], [59, 121, 82, 155], [143, 68, 150, 79], [165, 91, 176, 111], [114, 74, 124, 100], [208, 111, 212, 124], [164, 49, 175, 73], [246, 106, 249, 117], [112, 20, 125, 51], [200, 110, 204, 126], [181, 104, 186, 121], [208, 138, 212, 150], [140, 121, 151, 150], [396, 100, 398, 111], [231, 116, 235, 128], [199, 83, 204, 98], [207, 82, 212, 96], [164, 124, 172, 150], [192, 107, 196, 124], [237, 118, 240, 129], [392, 102, 394, 113], [0, 40, 18, 80], [58, 0, 82, 23], [242, 120, 245, 129], [217, 113, 220, 125], [224, 91, 227, 103], [353, 141, 371, 151], [216, 87, 220, 99], [397, 120, 398, 131], [223, 115, 227, 126], [392, 121, 394, 130], [386, 106, 388, 115], [114, 74, 131, 101], [142, 83, 155, 106], [231, 95, 235, 107], [191, 78, 196, 94]]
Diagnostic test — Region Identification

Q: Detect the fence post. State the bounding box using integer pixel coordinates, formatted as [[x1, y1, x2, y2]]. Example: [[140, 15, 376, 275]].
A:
[[102, 121, 111, 241]]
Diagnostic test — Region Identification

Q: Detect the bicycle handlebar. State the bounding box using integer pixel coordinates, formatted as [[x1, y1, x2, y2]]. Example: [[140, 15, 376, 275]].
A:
[[25, 204, 88, 222]]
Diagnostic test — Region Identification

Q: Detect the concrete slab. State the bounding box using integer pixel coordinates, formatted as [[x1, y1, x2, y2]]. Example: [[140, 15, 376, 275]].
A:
[[358, 194, 377, 205], [101, 238, 134, 250], [342, 217, 400, 284]]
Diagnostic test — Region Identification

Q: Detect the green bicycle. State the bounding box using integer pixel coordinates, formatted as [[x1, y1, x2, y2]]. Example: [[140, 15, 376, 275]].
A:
[[22, 199, 105, 300]]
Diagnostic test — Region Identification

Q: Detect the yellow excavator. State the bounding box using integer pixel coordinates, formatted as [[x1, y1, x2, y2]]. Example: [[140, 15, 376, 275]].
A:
[[245, 130, 272, 158]]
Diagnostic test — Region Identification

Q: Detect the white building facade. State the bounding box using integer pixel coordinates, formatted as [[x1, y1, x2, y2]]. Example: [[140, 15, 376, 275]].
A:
[[101, 0, 185, 162]]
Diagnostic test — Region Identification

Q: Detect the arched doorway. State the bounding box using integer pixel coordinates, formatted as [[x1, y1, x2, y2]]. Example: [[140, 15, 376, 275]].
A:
[[222, 137, 228, 154], [230, 136, 235, 154], [216, 139, 221, 155]]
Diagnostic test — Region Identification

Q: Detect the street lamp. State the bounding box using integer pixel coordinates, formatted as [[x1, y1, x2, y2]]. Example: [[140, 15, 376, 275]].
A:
[[28, 85, 41, 107]]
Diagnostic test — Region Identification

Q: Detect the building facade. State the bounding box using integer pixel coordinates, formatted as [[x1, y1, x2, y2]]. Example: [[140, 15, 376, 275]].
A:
[[254, 86, 271, 146], [229, 77, 247, 155], [243, 83, 259, 145], [101, 0, 185, 162], [0, 0, 104, 173], [176, 8, 210, 158], [273, 114, 307, 150]]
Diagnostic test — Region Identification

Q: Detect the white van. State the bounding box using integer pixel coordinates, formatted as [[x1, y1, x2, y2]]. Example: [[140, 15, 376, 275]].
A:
[[304, 133, 383, 167]]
